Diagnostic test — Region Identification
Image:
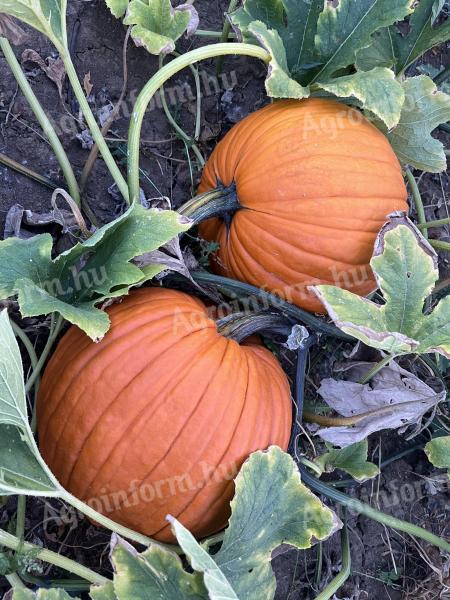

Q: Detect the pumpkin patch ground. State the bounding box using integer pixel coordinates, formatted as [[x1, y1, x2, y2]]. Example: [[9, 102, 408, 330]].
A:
[[0, 1, 449, 599]]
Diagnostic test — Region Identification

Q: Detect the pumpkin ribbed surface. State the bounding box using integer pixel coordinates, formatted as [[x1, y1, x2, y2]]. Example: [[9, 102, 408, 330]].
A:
[[37, 288, 292, 542], [198, 98, 408, 313]]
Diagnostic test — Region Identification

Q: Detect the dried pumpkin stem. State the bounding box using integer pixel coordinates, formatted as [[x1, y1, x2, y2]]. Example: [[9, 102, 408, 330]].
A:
[[179, 182, 241, 224], [128, 43, 270, 203], [216, 310, 292, 342]]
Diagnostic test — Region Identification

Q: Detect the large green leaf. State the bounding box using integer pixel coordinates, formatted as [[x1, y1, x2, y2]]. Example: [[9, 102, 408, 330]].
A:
[[112, 539, 207, 599], [231, 0, 324, 82], [313, 213, 450, 358], [387, 76, 450, 173], [123, 0, 199, 55], [0, 0, 67, 50], [425, 436, 450, 475], [312, 0, 413, 83], [171, 447, 340, 600], [355, 28, 397, 71], [317, 67, 404, 129], [314, 441, 380, 482], [0, 204, 189, 339]]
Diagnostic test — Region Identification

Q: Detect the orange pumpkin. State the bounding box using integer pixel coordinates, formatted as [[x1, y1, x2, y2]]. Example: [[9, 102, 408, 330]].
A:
[[37, 288, 292, 542], [197, 99, 408, 313]]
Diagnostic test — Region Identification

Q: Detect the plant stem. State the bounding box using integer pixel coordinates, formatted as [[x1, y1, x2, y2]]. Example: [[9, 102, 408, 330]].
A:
[[158, 55, 205, 167], [0, 153, 59, 190], [15, 496, 26, 540], [216, 0, 239, 74], [300, 467, 450, 553], [128, 43, 270, 203], [26, 315, 64, 395], [359, 354, 397, 384], [417, 216, 450, 229], [62, 491, 178, 552], [0, 38, 80, 205], [299, 457, 322, 477], [10, 321, 38, 375], [445, 148, 450, 157], [434, 66, 450, 86], [0, 528, 108, 585], [405, 167, 428, 239], [62, 51, 129, 201], [5, 573, 26, 589], [314, 515, 350, 600], [195, 29, 237, 39], [429, 239, 450, 252], [190, 271, 352, 339]]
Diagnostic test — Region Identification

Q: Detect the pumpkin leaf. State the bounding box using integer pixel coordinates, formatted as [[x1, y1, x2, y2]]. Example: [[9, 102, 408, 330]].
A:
[[315, 362, 445, 447], [355, 28, 396, 71], [317, 67, 404, 129], [314, 441, 380, 481], [0, 205, 190, 340], [171, 446, 340, 600], [112, 537, 207, 599], [0, 0, 67, 50], [90, 583, 118, 600], [392, 0, 450, 73], [12, 590, 80, 599], [312, 213, 450, 358], [247, 21, 310, 99], [312, 0, 413, 83], [123, 0, 199, 55], [0, 311, 60, 497], [105, 0, 129, 18], [231, 0, 324, 83], [386, 76, 450, 173], [425, 436, 450, 475]]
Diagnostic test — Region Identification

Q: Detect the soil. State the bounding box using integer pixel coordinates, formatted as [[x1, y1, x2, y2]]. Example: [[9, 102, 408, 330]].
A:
[[0, 1, 449, 599]]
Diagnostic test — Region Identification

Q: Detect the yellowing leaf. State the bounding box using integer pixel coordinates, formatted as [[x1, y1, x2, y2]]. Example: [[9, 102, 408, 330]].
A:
[[123, 0, 199, 55], [387, 76, 450, 173], [317, 67, 404, 129], [171, 447, 340, 599], [312, 213, 450, 358]]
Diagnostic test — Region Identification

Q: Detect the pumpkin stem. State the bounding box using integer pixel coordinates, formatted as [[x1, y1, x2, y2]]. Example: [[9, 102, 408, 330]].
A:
[[178, 182, 241, 225], [216, 310, 292, 343]]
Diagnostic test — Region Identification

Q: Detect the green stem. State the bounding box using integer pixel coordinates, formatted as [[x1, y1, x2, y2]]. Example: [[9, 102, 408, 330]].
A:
[[5, 573, 26, 589], [62, 51, 129, 202], [216, 0, 239, 74], [429, 239, 450, 252], [0, 38, 80, 205], [10, 321, 39, 375], [26, 315, 64, 395], [158, 55, 205, 167], [359, 354, 397, 385], [15, 497, 26, 541], [314, 515, 350, 600], [128, 43, 270, 203], [61, 491, 178, 552], [0, 528, 108, 585], [195, 29, 237, 39], [405, 168, 428, 239], [299, 457, 323, 477], [435, 66, 450, 86], [445, 148, 450, 157], [301, 468, 450, 553], [417, 217, 450, 229]]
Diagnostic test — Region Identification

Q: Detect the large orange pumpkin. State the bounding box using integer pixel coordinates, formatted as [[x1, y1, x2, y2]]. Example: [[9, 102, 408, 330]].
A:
[[37, 288, 292, 542], [195, 98, 408, 313]]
